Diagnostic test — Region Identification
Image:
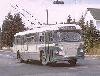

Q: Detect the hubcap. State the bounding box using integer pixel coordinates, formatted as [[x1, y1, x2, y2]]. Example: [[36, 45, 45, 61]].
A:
[[41, 52, 47, 65]]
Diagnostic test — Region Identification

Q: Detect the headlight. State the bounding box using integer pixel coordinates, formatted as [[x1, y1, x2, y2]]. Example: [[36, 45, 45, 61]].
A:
[[55, 51, 65, 56], [80, 49, 84, 52], [55, 51, 59, 55], [59, 51, 65, 56], [60, 47, 63, 50]]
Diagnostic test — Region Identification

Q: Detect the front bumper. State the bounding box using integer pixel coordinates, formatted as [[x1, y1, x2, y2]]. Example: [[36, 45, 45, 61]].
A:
[[51, 55, 84, 63], [51, 56, 76, 62]]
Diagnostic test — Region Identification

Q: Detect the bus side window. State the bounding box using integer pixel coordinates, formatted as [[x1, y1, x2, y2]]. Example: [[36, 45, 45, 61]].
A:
[[23, 36, 27, 44], [39, 33, 44, 42], [39, 36, 44, 42], [45, 32, 53, 43], [16, 36, 21, 45], [53, 32, 58, 42], [14, 37, 17, 45], [16, 38, 19, 45], [25, 33, 34, 44], [18, 36, 23, 45], [31, 37, 34, 43], [47, 32, 53, 42], [21, 36, 24, 45], [34, 33, 38, 43]]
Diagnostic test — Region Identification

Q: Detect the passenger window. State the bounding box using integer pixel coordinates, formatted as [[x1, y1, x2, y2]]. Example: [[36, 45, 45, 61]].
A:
[[39, 33, 44, 42], [48, 32, 53, 42], [39, 36, 44, 42]]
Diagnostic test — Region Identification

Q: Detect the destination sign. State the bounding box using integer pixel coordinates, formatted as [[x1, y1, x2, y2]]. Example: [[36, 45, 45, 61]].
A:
[[53, 0, 64, 4], [59, 26, 76, 30]]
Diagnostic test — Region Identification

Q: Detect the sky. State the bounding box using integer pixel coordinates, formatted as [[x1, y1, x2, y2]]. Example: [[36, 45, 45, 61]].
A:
[[64, 0, 100, 4], [0, 0, 100, 28]]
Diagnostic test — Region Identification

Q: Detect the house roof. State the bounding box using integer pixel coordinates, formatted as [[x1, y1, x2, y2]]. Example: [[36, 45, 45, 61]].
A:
[[87, 8, 100, 20]]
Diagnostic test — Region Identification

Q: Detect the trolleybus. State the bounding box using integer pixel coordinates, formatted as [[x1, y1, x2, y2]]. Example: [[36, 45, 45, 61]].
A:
[[12, 24, 85, 65]]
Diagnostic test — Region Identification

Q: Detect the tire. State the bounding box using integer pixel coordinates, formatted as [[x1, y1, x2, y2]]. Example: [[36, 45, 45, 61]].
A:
[[40, 51, 48, 65], [17, 52, 24, 63], [68, 59, 77, 65], [19, 58, 24, 63]]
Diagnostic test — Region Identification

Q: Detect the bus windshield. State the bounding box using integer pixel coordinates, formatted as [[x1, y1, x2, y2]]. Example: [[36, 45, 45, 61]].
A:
[[58, 32, 81, 42]]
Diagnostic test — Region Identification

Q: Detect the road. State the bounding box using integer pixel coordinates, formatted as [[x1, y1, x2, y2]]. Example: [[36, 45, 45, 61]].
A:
[[0, 51, 100, 76]]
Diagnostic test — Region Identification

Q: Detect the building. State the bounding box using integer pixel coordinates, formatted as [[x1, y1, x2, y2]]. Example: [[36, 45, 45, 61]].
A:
[[85, 8, 100, 30]]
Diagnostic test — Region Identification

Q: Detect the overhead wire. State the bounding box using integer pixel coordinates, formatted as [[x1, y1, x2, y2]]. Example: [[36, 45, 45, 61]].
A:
[[10, 3, 42, 26]]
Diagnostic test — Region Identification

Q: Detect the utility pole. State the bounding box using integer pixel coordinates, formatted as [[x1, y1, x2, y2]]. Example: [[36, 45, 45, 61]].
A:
[[0, 28, 2, 50], [75, 0, 77, 4], [46, 9, 48, 25]]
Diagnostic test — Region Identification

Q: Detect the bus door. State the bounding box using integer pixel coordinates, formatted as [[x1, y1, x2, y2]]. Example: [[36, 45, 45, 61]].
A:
[[44, 47, 53, 62], [49, 48, 54, 61], [23, 35, 28, 52], [46, 31, 54, 62]]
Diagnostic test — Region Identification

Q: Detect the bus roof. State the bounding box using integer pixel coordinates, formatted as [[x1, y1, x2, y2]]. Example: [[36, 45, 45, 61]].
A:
[[14, 24, 81, 36]]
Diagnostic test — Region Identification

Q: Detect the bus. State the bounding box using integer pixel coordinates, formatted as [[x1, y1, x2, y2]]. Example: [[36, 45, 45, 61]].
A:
[[12, 24, 85, 65]]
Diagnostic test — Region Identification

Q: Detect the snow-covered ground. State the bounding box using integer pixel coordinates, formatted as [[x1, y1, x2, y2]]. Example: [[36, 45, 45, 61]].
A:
[[0, 50, 16, 59], [0, 49, 100, 76]]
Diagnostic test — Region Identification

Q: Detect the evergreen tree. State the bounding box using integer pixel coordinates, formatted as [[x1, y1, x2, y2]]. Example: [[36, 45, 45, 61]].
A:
[[84, 20, 98, 53], [78, 15, 100, 54], [72, 19, 76, 24], [2, 12, 25, 47], [67, 15, 72, 24], [78, 15, 86, 31]]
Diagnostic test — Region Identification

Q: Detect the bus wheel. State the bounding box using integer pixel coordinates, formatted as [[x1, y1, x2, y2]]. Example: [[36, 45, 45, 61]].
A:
[[68, 59, 77, 66], [17, 53, 24, 63], [40, 51, 48, 65], [19, 58, 24, 63]]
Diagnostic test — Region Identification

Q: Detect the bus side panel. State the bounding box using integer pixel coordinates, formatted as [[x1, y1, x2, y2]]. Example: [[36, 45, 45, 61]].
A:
[[19, 44, 40, 61], [14, 45, 22, 53], [27, 44, 40, 60]]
